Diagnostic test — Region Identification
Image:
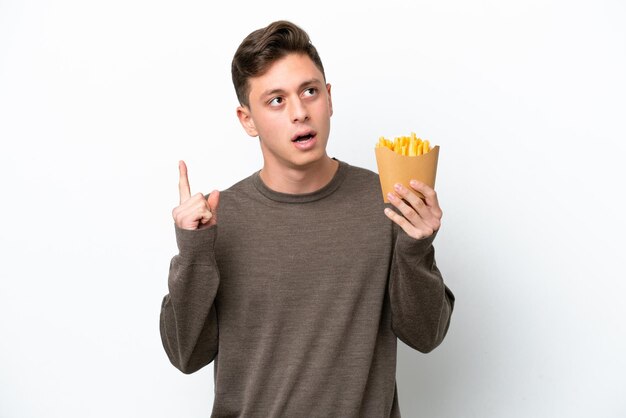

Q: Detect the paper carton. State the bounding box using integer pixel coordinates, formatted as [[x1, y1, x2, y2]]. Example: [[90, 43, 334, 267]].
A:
[[375, 145, 440, 202]]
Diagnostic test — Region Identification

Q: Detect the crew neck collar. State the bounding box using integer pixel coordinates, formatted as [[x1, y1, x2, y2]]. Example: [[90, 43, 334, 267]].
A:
[[252, 159, 348, 203]]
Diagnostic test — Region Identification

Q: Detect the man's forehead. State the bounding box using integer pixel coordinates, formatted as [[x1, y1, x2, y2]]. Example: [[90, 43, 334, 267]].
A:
[[258, 77, 322, 97], [250, 55, 324, 95]]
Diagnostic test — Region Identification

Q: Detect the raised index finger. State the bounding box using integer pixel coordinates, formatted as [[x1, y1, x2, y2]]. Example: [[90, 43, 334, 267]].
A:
[[178, 160, 191, 204]]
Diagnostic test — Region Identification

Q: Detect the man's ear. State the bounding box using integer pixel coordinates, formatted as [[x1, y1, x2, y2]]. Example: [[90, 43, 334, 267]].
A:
[[326, 83, 333, 117], [236, 105, 258, 137]]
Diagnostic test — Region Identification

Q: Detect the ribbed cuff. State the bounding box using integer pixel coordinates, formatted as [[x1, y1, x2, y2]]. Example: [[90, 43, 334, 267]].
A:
[[174, 223, 217, 262], [395, 228, 438, 256]]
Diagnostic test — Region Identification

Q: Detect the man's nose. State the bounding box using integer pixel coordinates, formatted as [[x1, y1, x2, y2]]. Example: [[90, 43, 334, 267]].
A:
[[290, 99, 309, 123]]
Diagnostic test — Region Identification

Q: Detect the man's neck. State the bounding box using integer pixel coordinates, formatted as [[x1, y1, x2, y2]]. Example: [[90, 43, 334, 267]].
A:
[[259, 156, 339, 195]]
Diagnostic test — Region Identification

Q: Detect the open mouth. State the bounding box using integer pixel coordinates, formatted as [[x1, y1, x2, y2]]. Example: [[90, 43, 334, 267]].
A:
[[291, 130, 317, 142], [293, 133, 315, 142]]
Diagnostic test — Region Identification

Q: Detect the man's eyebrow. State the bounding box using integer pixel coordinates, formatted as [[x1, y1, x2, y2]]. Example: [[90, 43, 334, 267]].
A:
[[261, 78, 323, 98]]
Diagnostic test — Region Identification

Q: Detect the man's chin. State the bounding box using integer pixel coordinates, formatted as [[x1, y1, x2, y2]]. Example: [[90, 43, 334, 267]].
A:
[[283, 151, 332, 171]]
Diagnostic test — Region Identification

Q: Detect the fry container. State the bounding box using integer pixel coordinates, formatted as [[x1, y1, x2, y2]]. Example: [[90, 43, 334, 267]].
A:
[[375, 145, 440, 202]]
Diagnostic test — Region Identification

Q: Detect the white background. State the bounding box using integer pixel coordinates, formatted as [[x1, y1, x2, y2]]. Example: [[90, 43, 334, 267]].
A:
[[1, 0, 625, 417]]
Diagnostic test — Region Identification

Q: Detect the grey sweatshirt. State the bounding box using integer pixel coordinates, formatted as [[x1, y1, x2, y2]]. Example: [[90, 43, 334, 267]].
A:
[[160, 160, 454, 417]]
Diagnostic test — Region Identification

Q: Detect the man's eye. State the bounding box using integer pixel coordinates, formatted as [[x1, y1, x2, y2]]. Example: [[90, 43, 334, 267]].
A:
[[269, 97, 283, 106], [303, 88, 317, 97]]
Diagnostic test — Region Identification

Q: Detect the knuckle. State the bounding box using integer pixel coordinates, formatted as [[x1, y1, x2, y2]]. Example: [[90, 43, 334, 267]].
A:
[[399, 203, 411, 215], [409, 201, 422, 212], [404, 207, 417, 219]]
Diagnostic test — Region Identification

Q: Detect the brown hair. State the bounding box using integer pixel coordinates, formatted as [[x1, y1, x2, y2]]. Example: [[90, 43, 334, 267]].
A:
[[231, 20, 326, 107]]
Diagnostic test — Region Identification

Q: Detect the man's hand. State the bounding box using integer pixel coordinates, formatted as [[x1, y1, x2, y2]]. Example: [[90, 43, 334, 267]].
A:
[[384, 180, 442, 240], [172, 160, 220, 230]]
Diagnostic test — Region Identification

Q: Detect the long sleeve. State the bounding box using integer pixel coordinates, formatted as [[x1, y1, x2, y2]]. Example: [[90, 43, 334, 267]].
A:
[[159, 224, 220, 374], [388, 227, 455, 353]]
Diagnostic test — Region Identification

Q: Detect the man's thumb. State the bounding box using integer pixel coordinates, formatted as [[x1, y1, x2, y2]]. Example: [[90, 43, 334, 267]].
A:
[[207, 190, 220, 221]]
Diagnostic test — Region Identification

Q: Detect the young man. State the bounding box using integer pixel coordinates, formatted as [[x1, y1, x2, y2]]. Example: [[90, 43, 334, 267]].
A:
[[160, 20, 454, 417]]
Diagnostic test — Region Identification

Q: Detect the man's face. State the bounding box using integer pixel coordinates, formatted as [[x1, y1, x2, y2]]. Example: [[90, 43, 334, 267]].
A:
[[237, 53, 333, 171]]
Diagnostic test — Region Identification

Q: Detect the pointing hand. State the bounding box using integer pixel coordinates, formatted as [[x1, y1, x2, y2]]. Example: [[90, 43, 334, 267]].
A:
[[172, 160, 220, 230]]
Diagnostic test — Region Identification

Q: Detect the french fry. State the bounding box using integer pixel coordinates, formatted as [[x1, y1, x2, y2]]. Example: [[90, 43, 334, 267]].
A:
[[377, 133, 433, 157]]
